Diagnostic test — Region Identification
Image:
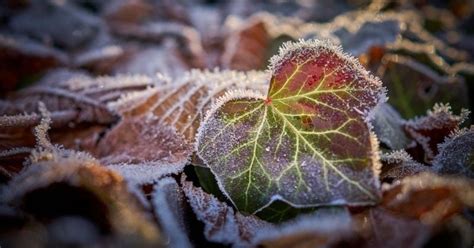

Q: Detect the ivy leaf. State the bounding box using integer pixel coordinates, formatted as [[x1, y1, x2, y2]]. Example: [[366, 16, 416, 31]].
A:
[[197, 40, 386, 214]]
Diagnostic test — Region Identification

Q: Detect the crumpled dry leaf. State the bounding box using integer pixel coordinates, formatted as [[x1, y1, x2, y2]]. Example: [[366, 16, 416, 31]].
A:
[[152, 177, 192, 248], [432, 127, 474, 179], [253, 208, 356, 248], [404, 103, 469, 163], [380, 172, 474, 223], [97, 116, 192, 184], [0, 147, 163, 247], [181, 174, 272, 247], [5, 72, 118, 125], [0, 71, 159, 166], [110, 69, 268, 142], [352, 172, 474, 248], [380, 150, 430, 183]]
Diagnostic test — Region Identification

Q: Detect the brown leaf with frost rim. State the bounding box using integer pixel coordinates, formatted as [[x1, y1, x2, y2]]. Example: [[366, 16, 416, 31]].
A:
[[253, 208, 356, 248], [181, 174, 272, 246], [1, 146, 163, 247], [152, 177, 192, 248], [197, 39, 386, 214], [97, 116, 192, 184], [432, 127, 474, 179], [352, 172, 474, 248], [110, 69, 269, 142], [404, 103, 469, 164], [380, 150, 429, 183]]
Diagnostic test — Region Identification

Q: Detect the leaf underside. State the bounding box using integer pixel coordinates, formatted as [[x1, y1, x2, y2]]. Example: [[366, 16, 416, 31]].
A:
[[197, 40, 384, 214]]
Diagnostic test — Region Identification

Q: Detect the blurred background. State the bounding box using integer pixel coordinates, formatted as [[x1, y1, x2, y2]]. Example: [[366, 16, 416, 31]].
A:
[[0, 0, 473, 121]]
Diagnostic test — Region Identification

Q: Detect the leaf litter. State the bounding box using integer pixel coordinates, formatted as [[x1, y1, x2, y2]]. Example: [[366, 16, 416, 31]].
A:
[[0, 1, 473, 247]]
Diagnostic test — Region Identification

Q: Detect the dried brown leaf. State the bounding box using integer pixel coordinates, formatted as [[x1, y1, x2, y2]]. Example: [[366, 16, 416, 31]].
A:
[[432, 126, 474, 178], [97, 116, 191, 183], [380, 150, 430, 183], [0, 146, 163, 247], [404, 103, 469, 163], [181, 174, 271, 246]]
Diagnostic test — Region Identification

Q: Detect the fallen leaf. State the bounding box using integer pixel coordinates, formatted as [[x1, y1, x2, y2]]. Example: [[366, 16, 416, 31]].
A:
[[404, 103, 469, 163], [152, 177, 192, 248], [432, 127, 474, 179], [181, 174, 271, 246], [97, 116, 192, 184], [253, 208, 356, 248], [380, 150, 430, 183], [197, 39, 386, 214], [1, 146, 163, 247]]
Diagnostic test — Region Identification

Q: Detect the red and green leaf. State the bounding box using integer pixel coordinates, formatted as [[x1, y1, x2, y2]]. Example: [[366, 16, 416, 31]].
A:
[[196, 40, 386, 214]]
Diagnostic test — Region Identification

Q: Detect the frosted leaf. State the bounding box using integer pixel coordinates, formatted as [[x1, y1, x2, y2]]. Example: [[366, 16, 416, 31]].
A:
[[0, 147, 32, 183], [404, 103, 469, 163], [0, 146, 163, 247], [8, 81, 118, 125], [152, 177, 191, 248], [352, 172, 474, 248], [371, 103, 411, 150], [97, 116, 192, 184], [197, 39, 386, 214], [253, 208, 354, 248], [110, 69, 269, 143], [181, 174, 272, 246], [432, 127, 474, 179], [380, 150, 429, 183], [97, 70, 268, 184]]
